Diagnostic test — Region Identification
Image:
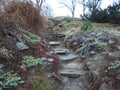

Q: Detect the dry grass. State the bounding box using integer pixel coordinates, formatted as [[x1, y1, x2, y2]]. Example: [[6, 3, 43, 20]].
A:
[[53, 18, 120, 36], [3, 1, 45, 34]]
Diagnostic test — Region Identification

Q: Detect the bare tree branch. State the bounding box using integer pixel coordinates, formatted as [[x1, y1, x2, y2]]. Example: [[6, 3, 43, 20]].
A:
[[59, 0, 78, 18]]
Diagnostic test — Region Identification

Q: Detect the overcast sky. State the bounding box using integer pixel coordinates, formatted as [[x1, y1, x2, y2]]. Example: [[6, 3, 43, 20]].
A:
[[43, 0, 117, 17]]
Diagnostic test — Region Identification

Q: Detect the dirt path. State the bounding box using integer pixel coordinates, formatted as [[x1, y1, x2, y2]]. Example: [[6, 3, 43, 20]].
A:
[[48, 37, 90, 90]]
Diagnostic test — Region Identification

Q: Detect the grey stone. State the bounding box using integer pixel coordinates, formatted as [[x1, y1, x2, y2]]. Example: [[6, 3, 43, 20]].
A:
[[46, 51, 54, 56], [66, 86, 81, 90], [63, 62, 84, 70], [108, 39, 115, 45], [53, 33, 66, 38], [59, 69, 82, 77], [92, 70, 99, 81], [48, 58, 54, 62], [41, 57, 47, 61], [65, 35, 73, 40], [95, 30, 104, 34], [90, 32, 96, 36], [0, 64, 4, 69], [16, 42, 29, 50], [99, 83, 108, 90], [87, 62, 97, 71], [76, 44, 91, 56], [76, 44, 88, 54], [90, 30, 103, 36], [53, 48, 69, 54], [98, 35, 107, 41], [89, 57, 100, 61], [62, 77, 69, 83], [58, 54, 78, 61], [79, 36, 86, 44], [116, 45, 120, 50], [87, 38, 95, 43], [0, 69, 4, 74], [44, 35, 53, 40], [116, 74, 120, 80], [49, 41, 61, 45]]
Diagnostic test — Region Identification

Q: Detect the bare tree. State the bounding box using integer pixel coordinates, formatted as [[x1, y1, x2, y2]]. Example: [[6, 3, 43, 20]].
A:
[[35, 0, 45, 12], [79, 0, 102, 16], [86, 0, 102, 13], [42, 3, 54, 18], [78, 0, 87, 16], [59, 0, 78, 18]]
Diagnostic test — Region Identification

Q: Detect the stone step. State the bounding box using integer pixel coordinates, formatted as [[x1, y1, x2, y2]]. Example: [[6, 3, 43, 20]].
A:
[[53, 33, 66, 38], [65, 86, 83, 90], [43, 35, 53, 40], [58, 54, 78, 61], [59, 69, 82, 78], [53, 47, 70, 54], [49, 41, 61, 45], [62, 62, 84, 70]]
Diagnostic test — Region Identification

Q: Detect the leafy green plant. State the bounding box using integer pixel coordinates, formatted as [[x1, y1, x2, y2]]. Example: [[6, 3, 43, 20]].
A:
[[108, 60, 120, 70], [0, 71, 24, 89], [23, 31, 39, 43], [22, 56, 42, 67], [80, 21, 93, 30]]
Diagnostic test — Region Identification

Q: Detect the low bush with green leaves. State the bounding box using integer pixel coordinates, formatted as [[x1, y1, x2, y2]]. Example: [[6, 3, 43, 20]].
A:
[[22, 56, 42, 67], [23, 31, 39, 43], [108, 60, 120, 70], [0, 71, 24, 89], [80, 21, 93, 30]]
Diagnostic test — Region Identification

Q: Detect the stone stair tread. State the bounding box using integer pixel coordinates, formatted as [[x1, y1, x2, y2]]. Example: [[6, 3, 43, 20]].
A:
[[59, 69, 82, 77], [49, 41, 61, 45], [58, 54, 78, 61], [53, 47, 70, 54], [66, 86, 83, 90], [62, 62, 84, 70], [44, 35, 53, 38]]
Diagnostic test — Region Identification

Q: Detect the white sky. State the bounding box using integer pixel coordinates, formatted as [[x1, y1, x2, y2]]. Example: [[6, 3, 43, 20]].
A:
[[43, 0, 117, 17]]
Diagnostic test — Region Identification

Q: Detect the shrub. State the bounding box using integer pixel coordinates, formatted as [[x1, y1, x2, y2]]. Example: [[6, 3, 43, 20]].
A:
[[80, 21, 93, 30], [3, 1, 45, 34], [83, 3, 120, 24], [107, 3, 120, 24], [89, 9, 109, 23]]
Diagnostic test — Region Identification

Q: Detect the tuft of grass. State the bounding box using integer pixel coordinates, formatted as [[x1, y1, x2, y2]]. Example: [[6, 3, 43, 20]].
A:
[[80, 21, 93, 30]]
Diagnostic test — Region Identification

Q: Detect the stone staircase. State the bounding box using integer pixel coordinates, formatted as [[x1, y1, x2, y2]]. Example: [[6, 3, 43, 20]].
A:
[[45, 35, 90, 90]]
